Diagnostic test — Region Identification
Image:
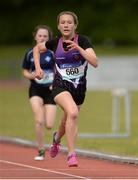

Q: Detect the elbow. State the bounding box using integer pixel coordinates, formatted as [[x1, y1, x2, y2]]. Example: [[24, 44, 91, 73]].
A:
[[95, 57, 99, 68], [94, 64, 98, 68], [94, 61, 98, 68], [92, 58, 99, 68]]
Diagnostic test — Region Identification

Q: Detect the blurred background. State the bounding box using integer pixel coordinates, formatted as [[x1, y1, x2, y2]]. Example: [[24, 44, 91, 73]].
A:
[[0, 0, 138, 79], [0, 0, 138, 46], [0, 0, 138, 156]]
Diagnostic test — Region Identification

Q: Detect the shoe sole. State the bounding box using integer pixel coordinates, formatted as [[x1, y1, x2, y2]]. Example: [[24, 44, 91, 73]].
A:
[[68, 164, 78, 167], [34, 157, 45, 160]]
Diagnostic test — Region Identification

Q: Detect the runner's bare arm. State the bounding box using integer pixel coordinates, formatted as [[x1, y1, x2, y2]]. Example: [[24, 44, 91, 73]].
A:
[[33, 42, 47, 79], [22, 69, 35, 80], [65, 40, 98, 68]]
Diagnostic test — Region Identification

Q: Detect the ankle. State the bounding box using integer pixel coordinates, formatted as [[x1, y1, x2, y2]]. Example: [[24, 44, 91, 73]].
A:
[[68, 152, 76, 157], [54, 132, 60, 143]]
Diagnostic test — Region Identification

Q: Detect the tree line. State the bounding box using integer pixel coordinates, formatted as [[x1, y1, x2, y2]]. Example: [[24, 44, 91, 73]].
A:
[[0, 0, 138, 46]]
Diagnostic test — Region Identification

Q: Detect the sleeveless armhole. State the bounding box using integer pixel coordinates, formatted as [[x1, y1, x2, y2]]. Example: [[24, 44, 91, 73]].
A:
[[78, 35, 93, 49]]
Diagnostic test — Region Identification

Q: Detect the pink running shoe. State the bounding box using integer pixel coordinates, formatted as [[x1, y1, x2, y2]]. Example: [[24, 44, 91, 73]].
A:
[[67, 153, 78, 167], [49, 132, 60, 158]]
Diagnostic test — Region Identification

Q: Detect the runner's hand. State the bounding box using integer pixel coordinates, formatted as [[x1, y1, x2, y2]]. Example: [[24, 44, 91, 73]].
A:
[[35, 68, 44, 79], [64, 40, 80, 51]]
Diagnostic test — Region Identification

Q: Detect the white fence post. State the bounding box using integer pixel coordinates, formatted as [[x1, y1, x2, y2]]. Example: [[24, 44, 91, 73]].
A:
[[112, 88, 131, 135]]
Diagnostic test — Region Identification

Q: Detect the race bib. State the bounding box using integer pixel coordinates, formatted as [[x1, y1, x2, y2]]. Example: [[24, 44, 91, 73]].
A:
[[56, 61, 87, 80]]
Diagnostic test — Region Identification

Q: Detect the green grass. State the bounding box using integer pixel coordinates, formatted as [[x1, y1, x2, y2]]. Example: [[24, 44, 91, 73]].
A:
[[0, 45, 30, 60], [0, 86, 138, 157], [0, 45, 30, 79], [78, 91, 138, 157]]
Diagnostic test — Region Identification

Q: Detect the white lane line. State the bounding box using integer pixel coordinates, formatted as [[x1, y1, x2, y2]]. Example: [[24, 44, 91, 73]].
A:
[[0, 159, 92, 180]]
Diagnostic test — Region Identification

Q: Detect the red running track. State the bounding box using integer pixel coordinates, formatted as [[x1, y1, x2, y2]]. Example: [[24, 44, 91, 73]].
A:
[[1, 143, 138, 179]]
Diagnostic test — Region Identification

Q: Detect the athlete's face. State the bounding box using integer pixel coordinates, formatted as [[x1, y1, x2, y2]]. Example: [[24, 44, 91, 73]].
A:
[[58, 14, 77, 39], [35, 28, 49, 44]]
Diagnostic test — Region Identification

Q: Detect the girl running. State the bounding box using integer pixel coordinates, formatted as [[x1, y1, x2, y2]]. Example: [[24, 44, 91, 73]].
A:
[[22, 25, 56, 160], [33, 11, 98, 166]]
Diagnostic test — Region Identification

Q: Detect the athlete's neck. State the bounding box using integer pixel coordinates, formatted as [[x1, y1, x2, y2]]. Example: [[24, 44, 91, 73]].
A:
[[62, 33, 76, 41]]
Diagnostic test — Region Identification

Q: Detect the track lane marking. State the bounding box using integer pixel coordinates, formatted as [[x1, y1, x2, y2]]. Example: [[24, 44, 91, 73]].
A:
[[0, 159, 92, 180]]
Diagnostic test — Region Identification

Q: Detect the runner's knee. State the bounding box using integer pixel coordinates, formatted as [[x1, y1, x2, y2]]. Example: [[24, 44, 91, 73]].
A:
[[67, 108, 78, 120], [46, 125, 53, 129]]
